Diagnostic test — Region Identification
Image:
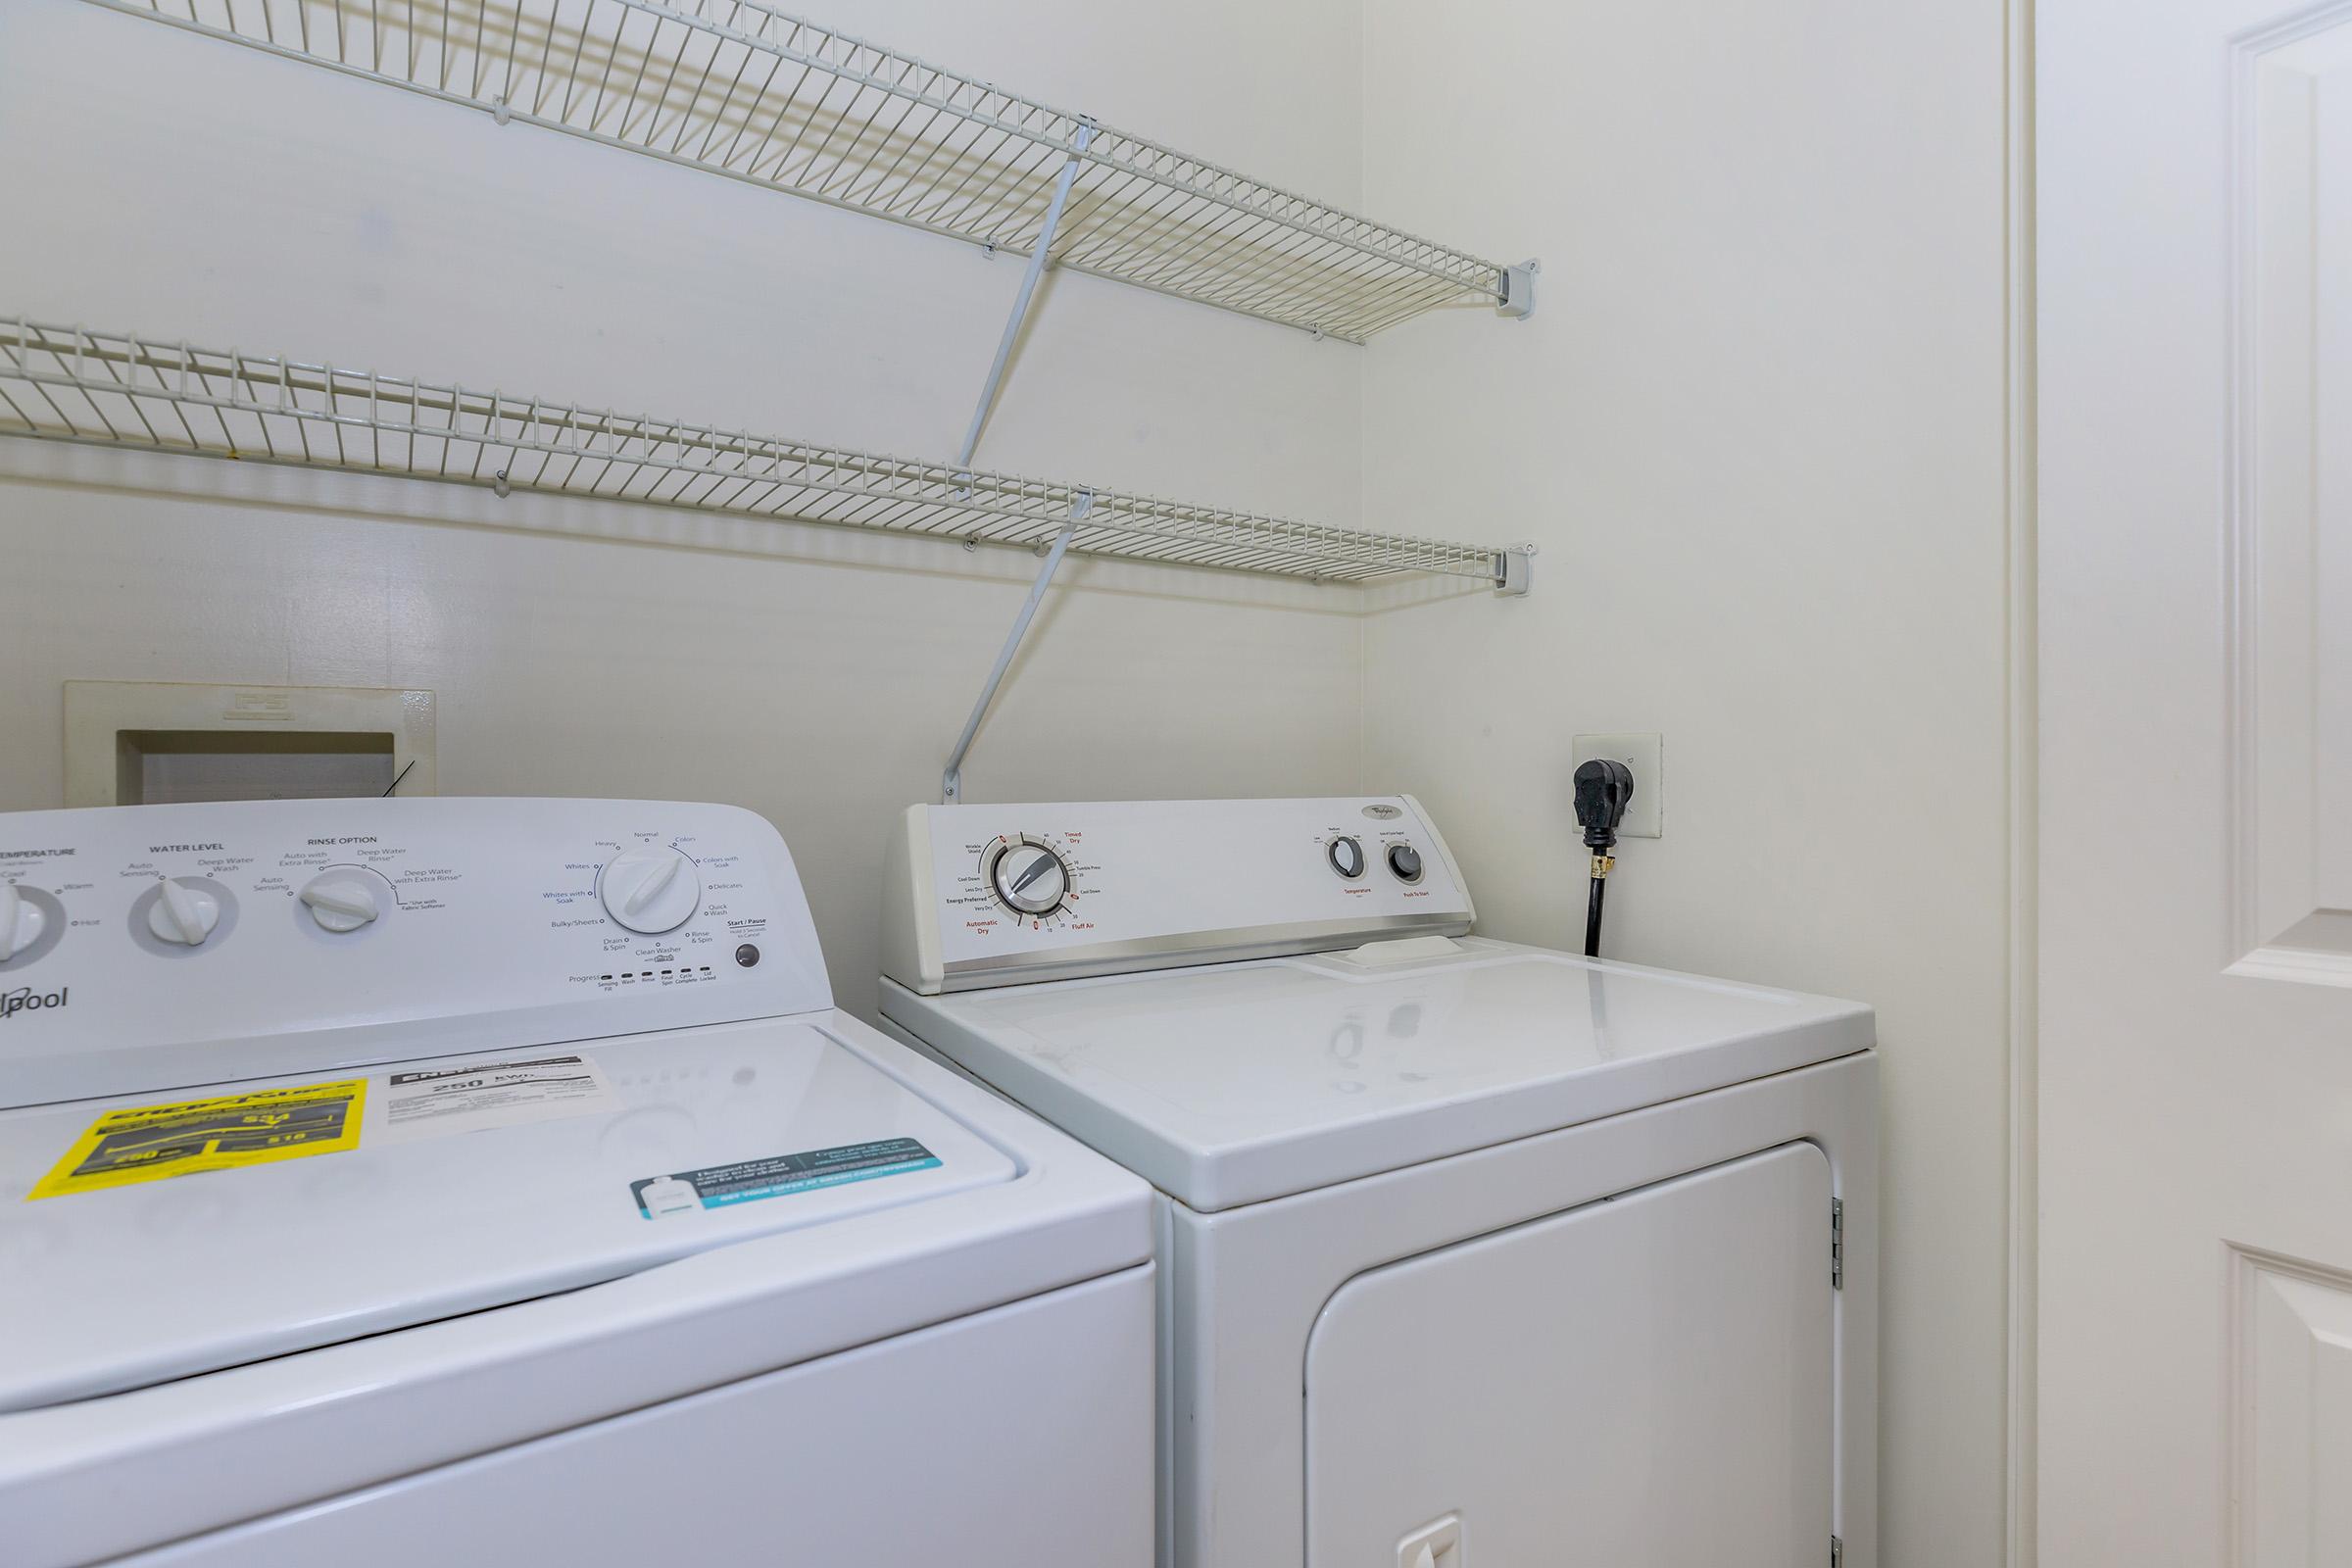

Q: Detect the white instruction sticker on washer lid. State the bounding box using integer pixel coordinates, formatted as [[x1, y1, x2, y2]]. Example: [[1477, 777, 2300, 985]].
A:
[[369, 1054, 618, 1145]]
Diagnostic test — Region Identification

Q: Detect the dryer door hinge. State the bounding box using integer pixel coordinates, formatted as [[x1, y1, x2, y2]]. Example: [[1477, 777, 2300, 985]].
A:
[[1831, 1534, 1844, 1567], [1831, 1198, 1845, 1290]]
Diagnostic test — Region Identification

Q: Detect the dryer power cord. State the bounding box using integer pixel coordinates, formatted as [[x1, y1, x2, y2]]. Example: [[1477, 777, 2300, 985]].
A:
[[1572, 759, 1636, 957]]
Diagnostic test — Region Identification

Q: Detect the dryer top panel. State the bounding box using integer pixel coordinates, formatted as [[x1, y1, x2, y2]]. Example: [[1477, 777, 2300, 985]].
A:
[[880, 796, 1476, 996], [881, 938, 1874, 1210]]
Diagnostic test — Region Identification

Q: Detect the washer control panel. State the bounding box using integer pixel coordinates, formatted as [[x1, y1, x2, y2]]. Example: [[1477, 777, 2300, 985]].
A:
[[881, 796, 1475, 995], [0, 799, 827, 1109]]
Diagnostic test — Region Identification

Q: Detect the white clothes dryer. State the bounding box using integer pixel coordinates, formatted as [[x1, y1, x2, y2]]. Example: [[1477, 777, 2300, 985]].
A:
[[0, 798, 1153, 1568], [878, 795, 1878, 1568]]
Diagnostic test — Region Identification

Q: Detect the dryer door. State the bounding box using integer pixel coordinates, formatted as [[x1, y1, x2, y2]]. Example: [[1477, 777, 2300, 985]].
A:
[[1304, 1143, 1835, 1567]]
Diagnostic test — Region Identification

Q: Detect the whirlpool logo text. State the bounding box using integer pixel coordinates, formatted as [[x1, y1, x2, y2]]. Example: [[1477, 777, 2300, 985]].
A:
[[0, 986, 67, 1021]]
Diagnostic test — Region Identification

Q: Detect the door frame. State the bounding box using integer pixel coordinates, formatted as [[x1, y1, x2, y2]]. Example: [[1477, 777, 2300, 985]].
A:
[[2006, 3, 2039, 1566]]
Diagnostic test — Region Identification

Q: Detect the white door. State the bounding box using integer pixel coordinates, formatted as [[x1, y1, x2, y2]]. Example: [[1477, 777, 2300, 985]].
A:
[[1303, 1145, 1833, 1567], [2041, 1, 2352, 1562]]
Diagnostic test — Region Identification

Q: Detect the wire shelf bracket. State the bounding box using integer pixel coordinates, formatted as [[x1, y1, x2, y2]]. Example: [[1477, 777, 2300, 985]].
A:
[[0, 320, 1533, 593], [83, 0, 1535, 345], [941, 489, 1091, 805], [956, 120, 1094, 476]]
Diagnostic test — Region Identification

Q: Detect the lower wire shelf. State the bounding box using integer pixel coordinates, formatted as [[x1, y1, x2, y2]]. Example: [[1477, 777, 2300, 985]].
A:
[[0, 320, 1525, 589]]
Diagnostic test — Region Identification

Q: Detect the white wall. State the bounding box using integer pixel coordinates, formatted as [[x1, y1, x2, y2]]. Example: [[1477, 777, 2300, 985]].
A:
[[1354, 4, 2013, 1566], [0, 0, 1372, 1010], [2, 1, 2018, 1556]]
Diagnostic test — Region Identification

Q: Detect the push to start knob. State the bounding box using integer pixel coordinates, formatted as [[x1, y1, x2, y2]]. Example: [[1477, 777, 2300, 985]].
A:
[[601, 845, 701, 934], [299, 870, 386, 933], [146, 877, 221, 947], [991, 843, 1068, 915], [0, 883, 47, 961]]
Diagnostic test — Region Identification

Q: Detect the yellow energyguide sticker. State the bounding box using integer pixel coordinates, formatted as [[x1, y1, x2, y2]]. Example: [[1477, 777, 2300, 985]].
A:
[[27, 1079, 368, 1200]]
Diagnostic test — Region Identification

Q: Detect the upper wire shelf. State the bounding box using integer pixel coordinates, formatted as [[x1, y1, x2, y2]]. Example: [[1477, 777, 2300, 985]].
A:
[[0, 321, 1523, 587], [85, 0, 1531, 344]]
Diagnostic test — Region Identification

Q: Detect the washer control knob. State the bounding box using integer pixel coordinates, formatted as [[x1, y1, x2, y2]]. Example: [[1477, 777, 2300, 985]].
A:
[[147, 877, 221, 947], [0, 883, 47, 961], [991, 843, 1068, 915], [1386, 844, 1425, 883], [1327, 836, 1366, 879], [601, 846, 701, 934], [300, 871, 384, 933]]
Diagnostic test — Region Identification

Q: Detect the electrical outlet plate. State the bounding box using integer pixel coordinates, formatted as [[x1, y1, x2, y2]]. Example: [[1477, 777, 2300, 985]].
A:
[[1570, 733, 1663, 838]]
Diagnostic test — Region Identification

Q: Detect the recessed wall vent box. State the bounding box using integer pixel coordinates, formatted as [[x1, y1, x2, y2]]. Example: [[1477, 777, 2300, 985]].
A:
[[63, 683, 436, 806]]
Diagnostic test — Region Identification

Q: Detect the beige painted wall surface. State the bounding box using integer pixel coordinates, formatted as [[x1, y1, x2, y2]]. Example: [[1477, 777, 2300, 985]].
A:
[[0, 0, 1371, 1012], [1355, 3, 2013, 1565]]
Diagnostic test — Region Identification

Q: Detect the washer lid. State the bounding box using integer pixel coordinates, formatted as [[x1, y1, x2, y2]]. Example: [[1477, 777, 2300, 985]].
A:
[[0, 1017, 1020, 1411], [883, 938, 1873, 1211]]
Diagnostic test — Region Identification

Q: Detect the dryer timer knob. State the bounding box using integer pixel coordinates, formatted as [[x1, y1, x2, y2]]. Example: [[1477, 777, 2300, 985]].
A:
[[991, 843, 1069, 915]]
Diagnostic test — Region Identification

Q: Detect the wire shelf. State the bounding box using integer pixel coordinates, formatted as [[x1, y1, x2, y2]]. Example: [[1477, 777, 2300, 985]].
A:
[[84, 0, 1525, 343], [0, 321, 1516, 585]]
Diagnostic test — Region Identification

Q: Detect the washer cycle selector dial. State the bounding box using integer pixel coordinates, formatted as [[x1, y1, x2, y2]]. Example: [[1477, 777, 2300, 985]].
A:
[[1327, 836, 1366, 879], [600, 845, 701, 934], [299, 869, 388, 933], [1387, 844, 1425, 883], [990, 841, 1069, 915], [0, 883, 47, 961], [146, 877, 221, 946]]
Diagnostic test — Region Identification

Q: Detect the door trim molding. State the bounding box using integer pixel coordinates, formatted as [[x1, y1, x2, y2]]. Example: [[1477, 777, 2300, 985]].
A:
[[2006, 0, 2039, 1563]]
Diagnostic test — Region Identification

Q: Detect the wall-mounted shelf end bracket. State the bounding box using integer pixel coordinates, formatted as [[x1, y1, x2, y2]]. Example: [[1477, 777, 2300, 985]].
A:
[[1494, 544, 1536, 596], [941, 489, 1097, 804], [956, 120, 1100, 474], [1497, 259, 1541, 320]]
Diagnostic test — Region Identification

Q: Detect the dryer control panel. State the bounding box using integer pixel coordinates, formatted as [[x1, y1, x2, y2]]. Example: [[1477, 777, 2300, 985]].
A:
[[880, 796, 1475, 995], [0, 799, 828, 1108]]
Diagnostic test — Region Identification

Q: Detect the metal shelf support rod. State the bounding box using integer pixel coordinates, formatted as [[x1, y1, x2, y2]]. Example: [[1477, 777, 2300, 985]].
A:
[[941, 488, 1094, 804], [956, 122, 1096, 474]]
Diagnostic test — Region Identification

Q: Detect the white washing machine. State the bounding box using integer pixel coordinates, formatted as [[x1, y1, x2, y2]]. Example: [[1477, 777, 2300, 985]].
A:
[[0, 798, 1154, 1568], [878, 795, 1879, 1568]]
